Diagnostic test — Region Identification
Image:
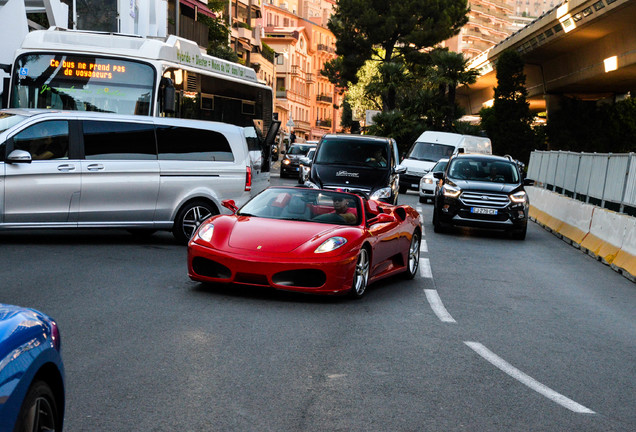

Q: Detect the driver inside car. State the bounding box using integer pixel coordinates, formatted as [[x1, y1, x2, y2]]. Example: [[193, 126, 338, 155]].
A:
[[332, 196, 357, 223]]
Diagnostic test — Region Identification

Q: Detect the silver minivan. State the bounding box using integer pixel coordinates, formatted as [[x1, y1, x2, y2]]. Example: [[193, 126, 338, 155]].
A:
[[0, 109, 276, 242]]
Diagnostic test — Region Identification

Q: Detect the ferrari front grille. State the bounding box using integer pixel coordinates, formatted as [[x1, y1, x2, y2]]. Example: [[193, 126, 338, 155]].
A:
[[460, 192, 509, 208], [192, 257, 231, 279], [272, 269, 326, 288]]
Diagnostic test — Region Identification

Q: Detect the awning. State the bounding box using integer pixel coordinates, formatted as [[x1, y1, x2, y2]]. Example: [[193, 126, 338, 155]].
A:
[[238, 40, 252, 51], [180, 0, 216, 18]]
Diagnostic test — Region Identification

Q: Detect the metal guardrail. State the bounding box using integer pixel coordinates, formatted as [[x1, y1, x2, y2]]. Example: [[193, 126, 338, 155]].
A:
[[528, 150, 636, 216]]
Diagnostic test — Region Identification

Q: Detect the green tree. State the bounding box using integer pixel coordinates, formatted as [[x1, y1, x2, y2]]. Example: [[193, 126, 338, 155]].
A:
[[480, 49, 535, 163], [427, 48, 479, 131], [324, 0, 469, 111], [201, 0, 239, 62]]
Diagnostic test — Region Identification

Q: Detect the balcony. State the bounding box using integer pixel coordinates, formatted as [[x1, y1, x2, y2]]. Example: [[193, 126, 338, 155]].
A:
[[317, 93, 333, 103], [291, 65, 301, 76], [317, 43, 335, 53], [169, 15, 208, 48], [276, 90, 288, 98], [316, 118, 332, 128], [306, 73, 315, 83]]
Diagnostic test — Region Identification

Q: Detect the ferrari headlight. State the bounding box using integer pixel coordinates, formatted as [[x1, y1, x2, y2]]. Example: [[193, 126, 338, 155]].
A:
[[510, 190, 527, 203], [315, 236, 347, 253], [370, 187, 391, 200], [195, 223, 214, 242], [442, 184, 461, 198]]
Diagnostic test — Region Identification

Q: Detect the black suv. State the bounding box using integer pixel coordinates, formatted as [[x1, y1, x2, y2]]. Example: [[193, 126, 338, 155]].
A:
[[306, 134, 405, 205], [432, 154, 533, 239]]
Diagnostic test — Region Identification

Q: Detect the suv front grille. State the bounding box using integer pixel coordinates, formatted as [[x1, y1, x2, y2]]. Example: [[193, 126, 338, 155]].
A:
[[460, 192, 509, 208]]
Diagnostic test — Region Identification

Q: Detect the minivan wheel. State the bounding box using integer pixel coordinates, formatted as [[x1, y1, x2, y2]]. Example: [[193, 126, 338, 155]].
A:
[[173, 201, 217, 244]]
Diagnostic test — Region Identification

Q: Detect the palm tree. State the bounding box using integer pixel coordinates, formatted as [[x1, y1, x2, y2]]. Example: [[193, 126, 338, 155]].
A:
[[427, 48, 479, 130]]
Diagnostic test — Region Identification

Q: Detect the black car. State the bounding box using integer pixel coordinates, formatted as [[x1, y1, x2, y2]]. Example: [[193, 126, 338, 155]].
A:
[[432, 154, 533, 239], [306, 134, 405, 205], [280, 143, 316, 178]]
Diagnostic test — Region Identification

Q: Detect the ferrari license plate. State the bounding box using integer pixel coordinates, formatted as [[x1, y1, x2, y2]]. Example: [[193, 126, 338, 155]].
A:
[[471, 207, 498, 215]]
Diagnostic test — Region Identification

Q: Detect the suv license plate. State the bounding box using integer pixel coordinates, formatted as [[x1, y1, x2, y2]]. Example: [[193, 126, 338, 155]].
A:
[[471, 207, 498, 215]]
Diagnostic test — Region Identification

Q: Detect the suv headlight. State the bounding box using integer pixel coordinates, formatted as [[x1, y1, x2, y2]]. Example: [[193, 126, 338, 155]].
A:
[[510, 190, 527, 203], [442, 184, 461, 198], [371, 187, 391, 200]]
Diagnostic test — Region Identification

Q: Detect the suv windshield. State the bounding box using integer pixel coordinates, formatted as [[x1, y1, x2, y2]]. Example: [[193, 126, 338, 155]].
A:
[[315, 138, 388, 168], [287, 144, 314, 155], [448, 158, 519, 183]]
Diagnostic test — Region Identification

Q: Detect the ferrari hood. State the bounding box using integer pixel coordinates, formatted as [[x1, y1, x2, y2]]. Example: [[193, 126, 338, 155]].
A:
[[228, 218, 338, 253]]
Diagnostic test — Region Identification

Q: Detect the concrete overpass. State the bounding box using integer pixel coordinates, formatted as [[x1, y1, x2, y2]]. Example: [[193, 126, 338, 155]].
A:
[[457, 0, 636, 116]]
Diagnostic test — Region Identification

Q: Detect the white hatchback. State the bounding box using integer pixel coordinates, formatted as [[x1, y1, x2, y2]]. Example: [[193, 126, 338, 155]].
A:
[[419, 158, 449, 203]]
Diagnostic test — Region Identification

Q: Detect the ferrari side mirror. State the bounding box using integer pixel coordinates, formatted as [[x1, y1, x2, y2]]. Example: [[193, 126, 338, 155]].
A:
[[222, 199, 238, 214]]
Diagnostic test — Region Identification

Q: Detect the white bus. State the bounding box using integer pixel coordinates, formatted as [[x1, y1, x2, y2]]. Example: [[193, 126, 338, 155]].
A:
[[5, 28, 279, 172]]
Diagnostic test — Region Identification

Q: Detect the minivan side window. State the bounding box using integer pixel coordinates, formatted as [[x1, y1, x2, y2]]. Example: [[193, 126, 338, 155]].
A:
[[13, 120, 69, 160], [83, 121, 156, 160], [156, 126, 234, 162]]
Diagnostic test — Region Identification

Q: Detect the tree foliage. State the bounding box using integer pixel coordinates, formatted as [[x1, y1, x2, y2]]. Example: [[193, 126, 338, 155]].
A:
[[324, 0, 469, 111]]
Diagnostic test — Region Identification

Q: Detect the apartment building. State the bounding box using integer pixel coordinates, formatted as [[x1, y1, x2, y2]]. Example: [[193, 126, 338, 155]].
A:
[[446, 0, 515, 61], [262, 1, 341, 141]]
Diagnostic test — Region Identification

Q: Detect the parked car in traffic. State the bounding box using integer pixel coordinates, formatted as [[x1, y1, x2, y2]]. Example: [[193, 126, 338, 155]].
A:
[[0, 304, 65, 432], [298, 147, 316, 184], [432, 153, 533, 239], [0, 109, 278, 243], [188, 186, 421, 298], [280, 143, 317, 178], [400, 131, 491, 193], [306, 134, 406, 205], [419, 158, 448, 203]]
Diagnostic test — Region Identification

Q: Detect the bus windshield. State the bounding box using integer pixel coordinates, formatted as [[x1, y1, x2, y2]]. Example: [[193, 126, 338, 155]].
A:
[[10, 53, 155, 115]]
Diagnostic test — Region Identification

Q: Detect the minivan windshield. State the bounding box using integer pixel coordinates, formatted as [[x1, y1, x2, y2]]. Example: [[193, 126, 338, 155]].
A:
[[407, 141, 455, 162], [0, 112, 28, 134], [315, 138, 389, 168]]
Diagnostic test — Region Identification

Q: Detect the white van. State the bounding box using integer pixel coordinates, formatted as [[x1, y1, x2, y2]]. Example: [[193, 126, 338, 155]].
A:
[[0, 109, 277, 242], [399, 131, 491, 193]]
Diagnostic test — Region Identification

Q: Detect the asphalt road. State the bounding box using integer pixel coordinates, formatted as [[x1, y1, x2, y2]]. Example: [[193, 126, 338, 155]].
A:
[[1, 170, 635, 431]]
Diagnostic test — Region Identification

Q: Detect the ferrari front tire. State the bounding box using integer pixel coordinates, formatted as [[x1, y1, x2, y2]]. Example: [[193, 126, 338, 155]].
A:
[[403, 231, 420, 279], [350, 248, 370, 298]]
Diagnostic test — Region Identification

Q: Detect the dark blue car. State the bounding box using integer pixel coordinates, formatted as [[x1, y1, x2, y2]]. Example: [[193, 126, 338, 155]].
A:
[[0, 304, 65, 432]]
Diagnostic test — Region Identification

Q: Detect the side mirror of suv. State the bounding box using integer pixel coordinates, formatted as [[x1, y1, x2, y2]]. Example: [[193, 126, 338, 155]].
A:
[[433, 172, 443, 180], [394, 165, 407, 175]]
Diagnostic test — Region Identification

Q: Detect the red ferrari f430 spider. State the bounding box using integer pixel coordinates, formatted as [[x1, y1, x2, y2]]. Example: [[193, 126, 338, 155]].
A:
[[187, 187, 421, 297]]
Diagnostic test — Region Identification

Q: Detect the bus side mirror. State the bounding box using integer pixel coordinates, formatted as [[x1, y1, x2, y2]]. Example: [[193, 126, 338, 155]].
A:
[[160, 77, 175, 114]]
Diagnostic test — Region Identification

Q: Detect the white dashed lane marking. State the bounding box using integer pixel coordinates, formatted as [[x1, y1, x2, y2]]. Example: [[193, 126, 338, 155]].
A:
[[420, 240, 428, 253], [465, 342, 595, 414], [419, 258, 432, 278], [424, 289, 456, 323]]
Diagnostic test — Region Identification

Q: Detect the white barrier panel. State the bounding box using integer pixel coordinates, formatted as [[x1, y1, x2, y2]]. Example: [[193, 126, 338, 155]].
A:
[[587, 154, 609, 200], [580, 208, 626, 263], [557, 197, 594, 244], [604, 155, 630, 203], [613, 217, 636, 277]]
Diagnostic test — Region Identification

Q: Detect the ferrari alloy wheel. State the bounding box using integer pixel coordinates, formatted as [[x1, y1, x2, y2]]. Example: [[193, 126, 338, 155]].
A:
[[403, 231, 420, 279], [350, 248, 370, 298], [173, 201, 217, 244], [14, 380, 59, 432]]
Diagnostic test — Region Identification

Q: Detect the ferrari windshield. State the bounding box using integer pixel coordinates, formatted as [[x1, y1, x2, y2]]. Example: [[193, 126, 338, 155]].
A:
[[238, 188, 361, 225]]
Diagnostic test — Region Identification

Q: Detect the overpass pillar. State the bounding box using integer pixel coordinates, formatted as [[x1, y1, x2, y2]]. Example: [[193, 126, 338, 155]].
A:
[[545, 94, 566, 119]]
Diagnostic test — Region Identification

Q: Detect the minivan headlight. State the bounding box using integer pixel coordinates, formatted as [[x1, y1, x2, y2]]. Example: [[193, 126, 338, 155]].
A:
[[370, 187, 391, 200], [510, 190, 527, 203], [442, 184, 461, 198]]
